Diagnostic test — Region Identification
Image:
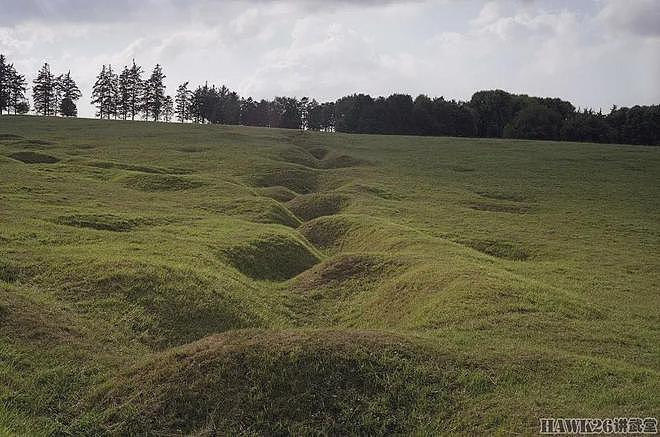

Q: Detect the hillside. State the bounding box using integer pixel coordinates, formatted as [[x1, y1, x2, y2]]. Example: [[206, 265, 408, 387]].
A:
[[0, 116, 658, 435]]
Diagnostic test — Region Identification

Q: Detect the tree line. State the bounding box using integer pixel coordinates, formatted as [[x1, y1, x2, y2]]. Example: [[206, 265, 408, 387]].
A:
[[1, 54, 658, 146]]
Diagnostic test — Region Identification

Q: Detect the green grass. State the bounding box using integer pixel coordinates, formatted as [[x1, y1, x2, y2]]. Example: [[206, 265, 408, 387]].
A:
[[0, 115, 658, 435]]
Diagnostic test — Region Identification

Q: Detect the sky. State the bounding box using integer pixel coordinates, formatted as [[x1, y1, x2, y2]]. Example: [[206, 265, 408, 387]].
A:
[[1, 0, 659, 118]]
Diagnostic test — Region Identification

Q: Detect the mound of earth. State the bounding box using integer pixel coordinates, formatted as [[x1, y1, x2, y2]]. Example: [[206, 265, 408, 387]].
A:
[[0, 133, 24, 141], [468, 202, 530, 214], [0, 290, 79, 344], [278, 146, 320, 168], [87, 329, 453, 436], [298, 215, 356, 249], [286, 192, 348, 221], [475, 190, 526, 203], [294, 253, 403, 290], [89, 160, 189, 175], [221, 232, 321, 280], [257, 185, 299, 202], [54, 213, 148, 232], [119, 174, 205, 191], [459, 239, 529, 260], [43, 260, 260, 347], [250, 164, 319, 194], [305, 145, 329, 159], [336, 182, 397, 200], [209, 197, 301, 228], [321, 153, 370, 169]]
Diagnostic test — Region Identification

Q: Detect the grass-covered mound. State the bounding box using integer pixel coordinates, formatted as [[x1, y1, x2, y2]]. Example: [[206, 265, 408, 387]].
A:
[[87, 329, 453, 436], [277, 146, 320, 168], [54, 213, 149, 232], [286, 192, 348, 221], [249, 163, 319, 194], [206, 197, 301, 227], [257, 185, 299, 202], [118, 173, 205, 191], [294, 253, 404, 291], [320, 152, 370, 169], [221, 231, 321, 280], [40, 259, 263, 347], [88, 160, 189, 175], [459, 238, 530, 260], [0, 286, 79, 345]]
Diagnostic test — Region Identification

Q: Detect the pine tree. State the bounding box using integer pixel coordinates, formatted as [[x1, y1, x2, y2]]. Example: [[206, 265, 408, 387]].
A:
[[8, 67, 28, 114], [117, 65, 131, 120], [163, 95, 174, 122], [127, 60, 144, 121], [91, 65, 118, 119], [175, 82, 191, 122], [143, 64, 166, 121], [0, 54, 9, 114], [32, 63, 56, 116], [58, 71, 81, 117], [91, 65, 108, 118]]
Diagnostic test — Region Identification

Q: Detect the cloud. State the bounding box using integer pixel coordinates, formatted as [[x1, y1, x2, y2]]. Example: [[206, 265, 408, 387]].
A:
[[596, 0, 660, 37], [0, 0, 657, 118]]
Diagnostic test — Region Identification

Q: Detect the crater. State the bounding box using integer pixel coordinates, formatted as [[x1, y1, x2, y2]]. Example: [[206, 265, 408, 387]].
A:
[[221, 233, 321, 280], [277, 146, 319, 168], [298, 215, 355, 249], [250, 164, 319, 194], [287, 193, 348, 221], [306, 145, 330, 159], [7, 151, 60, 164]]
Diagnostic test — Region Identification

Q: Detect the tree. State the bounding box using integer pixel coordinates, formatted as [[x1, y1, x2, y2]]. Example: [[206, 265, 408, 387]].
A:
[[91, 65, 118, 119], [0, 55, 27, 115], [175, 82, 191, 122], [163, 95, 174, 122], [8, 67, 27, 114], [32, 63, 56, 116], [0, 54, 9, 114], [469, 90, 516, 137], [503, 103, 562, 140], [143, 64, 166, 121], [117, 65, 132, 120], [14, 101, 29, 114], [412, 94, 436, 135], [127, 60, 144, 121], [58, 71, 81, 117], [60, 98, 77, 117], [276, 97, 302, 129]]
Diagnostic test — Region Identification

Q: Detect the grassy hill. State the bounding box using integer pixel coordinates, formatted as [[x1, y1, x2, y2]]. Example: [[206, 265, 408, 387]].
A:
[[0, 116, 658, 435]]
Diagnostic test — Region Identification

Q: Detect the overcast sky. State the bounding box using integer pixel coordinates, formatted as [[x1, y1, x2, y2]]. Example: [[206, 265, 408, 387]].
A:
[[1, 0, 658, 118]]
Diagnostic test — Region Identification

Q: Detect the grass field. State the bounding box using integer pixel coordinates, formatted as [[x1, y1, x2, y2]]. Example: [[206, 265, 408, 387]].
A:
[[0, 115, 658, 435]]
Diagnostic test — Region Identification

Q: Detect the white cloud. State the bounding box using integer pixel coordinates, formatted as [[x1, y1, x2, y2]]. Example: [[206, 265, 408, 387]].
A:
[[0, 0, 657, 117]]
